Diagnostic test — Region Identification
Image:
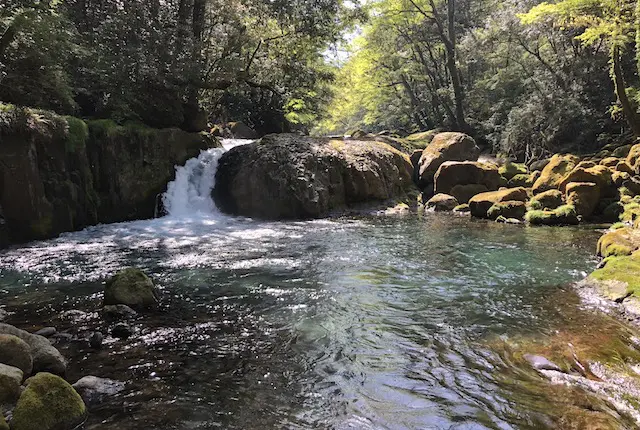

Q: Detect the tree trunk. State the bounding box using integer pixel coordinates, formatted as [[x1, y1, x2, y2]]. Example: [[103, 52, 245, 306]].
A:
[[445, 0, 468, 132], [612, 46, 640, 136]]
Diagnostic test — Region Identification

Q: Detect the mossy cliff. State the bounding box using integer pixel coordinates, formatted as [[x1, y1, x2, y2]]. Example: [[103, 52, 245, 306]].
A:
[[0, 104, 217, 246]]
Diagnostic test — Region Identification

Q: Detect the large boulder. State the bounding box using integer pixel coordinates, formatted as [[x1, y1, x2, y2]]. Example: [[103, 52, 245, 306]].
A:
[[558, 165, 614, 197], [228, 121, 259, 139], [425, 194, 458, 212], [72, 376, 125, 406], [469, 187, 529, 218], [597, 227, 640, 258], [0, 324, 65, 375], [626, 143, 640, 174], [487, 201, 527, 220], [0, 334, 32, 376], [213, 134, 415, 219], [417, 133, 480, 189], [104, 268, 158, 309], [525, 204, 579, 226], [532, 154, 580, 194], [565, 182, 600, 218], [529, 189, 564, 210], [10, 373, 86, 430], [0, 363, 22, 404], [450, 184, 489, 204], [433, 161, 502, 196]]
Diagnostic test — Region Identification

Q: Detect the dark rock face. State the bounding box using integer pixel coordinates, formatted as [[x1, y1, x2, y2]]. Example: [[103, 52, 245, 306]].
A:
[[0, 109, 217, 247], [214, 134, 415, 219]]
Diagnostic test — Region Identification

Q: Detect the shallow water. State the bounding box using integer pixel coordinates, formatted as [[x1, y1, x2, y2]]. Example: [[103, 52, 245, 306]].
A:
[[4, 209, 635, 429]]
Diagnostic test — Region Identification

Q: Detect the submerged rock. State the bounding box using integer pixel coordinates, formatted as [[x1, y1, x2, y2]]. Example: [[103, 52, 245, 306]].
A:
[[104, 268, 158, 309], [523, 354, 562, 372], [417, 133, 480, 189], [0, 324, 66, 375], [102, 304, 138, 321], [11, 372, 86, 430], [214, 134, 415, 219], [72, 376, 125, 406], [33, 327, 56, 338], [0, 334, 33, 376], [0, 363, 23, 404]]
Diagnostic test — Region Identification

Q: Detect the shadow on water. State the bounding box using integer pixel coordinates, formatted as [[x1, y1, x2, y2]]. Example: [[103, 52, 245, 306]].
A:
[[3, 212, 640, 429]]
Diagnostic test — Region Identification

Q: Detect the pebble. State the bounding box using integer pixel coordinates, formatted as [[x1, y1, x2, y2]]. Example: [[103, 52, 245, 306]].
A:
[[89, 331, 104, 349], [33, 327, 57, 337]]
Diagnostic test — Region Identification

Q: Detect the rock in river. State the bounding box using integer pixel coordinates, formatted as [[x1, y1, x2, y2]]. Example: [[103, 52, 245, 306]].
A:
[[104, 268, 158, 309], [0, 334, 33, 376], [72, 376, 125, 406], [214, 134, 415, 219], [0, 363, 23, 404], [0, 323, 66, 375]]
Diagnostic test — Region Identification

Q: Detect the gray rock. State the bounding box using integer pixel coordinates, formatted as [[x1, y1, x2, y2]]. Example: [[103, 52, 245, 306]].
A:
[[524, 354, 562, 372], [0, 334, 33, 376], [0, 323, 66, 375], [33, 327, 56, 338], [112, 323, 131, 339], [102, 304, 138, 321], [72, 376, 125, 405], [0, 363, 23, 404], [104, 269, 158, 309]]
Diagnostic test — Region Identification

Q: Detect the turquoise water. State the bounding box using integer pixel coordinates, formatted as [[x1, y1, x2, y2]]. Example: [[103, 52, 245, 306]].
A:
[[0, 212, 620, 429]]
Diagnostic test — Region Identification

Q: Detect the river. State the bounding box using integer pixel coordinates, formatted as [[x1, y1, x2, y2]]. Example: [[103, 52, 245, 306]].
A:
[[0, 140, 639, 429]]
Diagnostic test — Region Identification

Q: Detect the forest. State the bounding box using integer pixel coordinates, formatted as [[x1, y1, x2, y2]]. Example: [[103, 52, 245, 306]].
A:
[[1, 0, 639, 161]]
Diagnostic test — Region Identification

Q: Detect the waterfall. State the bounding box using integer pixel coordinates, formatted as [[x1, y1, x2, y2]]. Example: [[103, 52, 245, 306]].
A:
[[162, 148, 225, 218]]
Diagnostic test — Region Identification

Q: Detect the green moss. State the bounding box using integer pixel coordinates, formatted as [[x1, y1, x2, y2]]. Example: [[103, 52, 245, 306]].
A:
[[611, 222, 627, 230], [453, 204, 470, 213], [10, 373, 86, 430], [499, 162, 528, 180], [487, 201, 526, 220], [0, 413, 8, 430], [528, 199, 543, 211], [507, 173, 533, 187], [591, 255, 640, 296], [87, 119, 119, 138], [525, 204, 579, 226], [63, 116, 89, 152], [621, 202, 640, 223]]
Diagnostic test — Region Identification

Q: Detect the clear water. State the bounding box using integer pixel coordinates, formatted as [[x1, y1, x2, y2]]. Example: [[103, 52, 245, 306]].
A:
[[0, 141, 635, 429]]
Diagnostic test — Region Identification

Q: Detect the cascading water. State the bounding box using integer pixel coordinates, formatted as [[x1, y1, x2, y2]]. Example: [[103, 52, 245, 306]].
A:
[[161, 139, 254, 218]]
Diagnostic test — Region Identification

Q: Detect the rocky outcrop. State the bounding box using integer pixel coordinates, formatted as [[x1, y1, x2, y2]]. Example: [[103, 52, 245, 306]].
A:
[[10, 372, 86, 430], [104, 268, 158, 309], [417, 133, 480, 189], [214, 134, 415, 219], [0, 105, 218, 247]]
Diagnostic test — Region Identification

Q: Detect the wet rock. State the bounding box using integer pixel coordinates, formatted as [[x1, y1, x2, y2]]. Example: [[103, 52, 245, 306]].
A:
[[89, 332, 104, 350], [102, 304, 138, 321], [112, 323, 132, 339], [565, 182, 600, 218], [525, 204, 580, 226], [487, 201, 527, 220], [532, 154, 580, 194], [72, 376, 125, 405], [425, 194, 458, 212], [11, 372, 86, 430], [0, 324, 66, 375], [468, 187, 529, 219], [0, 334, 33, 376], [33, 327, 56, 338], [228, 121, 258, 139], [214, 134, 415, 219], [104, 268, 158, 309], [524, 354, 562, 372], [0, 363, 23, 404], [417, 133, 480, 189]]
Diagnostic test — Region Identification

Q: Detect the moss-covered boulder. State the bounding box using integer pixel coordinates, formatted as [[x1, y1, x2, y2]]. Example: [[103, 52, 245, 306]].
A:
[[104, 268, 158, 309], [449, 184, 489, 204], [565, 182, 600, 218], [616, 161, 633, 174], [0, 363, 22, 404], [0, 334, 32, 376], [453, 204, 470, 213], [417, 133, 480, 189], [405, 130, 439, 147], [558, 165, 615, 198], [499, 162, 528, 180], [10, 373, 86, 430], [468, 187, 529, 218], [525, 204, 579, 226], [612, 171, 631, 187], [597, 227, 640, 258], [214, 135, 415, 219], [425, 194, 458, 212], [600, 157, 621, 168], [626, 143, 640, 174], [487, 201, 527, 220], [529, 189, 563, 210], [433, 161, 502, 196], [589, 254, 640, 303], [532, 154, 580, 194], [0, 324, 65, 375], [507, 173, 536, 188]]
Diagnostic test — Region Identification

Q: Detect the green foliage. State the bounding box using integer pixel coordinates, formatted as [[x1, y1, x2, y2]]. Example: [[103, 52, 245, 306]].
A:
[[64, 117, 88, 152]]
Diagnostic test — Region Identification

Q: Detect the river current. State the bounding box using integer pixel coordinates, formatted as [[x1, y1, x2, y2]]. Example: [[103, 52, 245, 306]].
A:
[[0, 140, 638, 429]]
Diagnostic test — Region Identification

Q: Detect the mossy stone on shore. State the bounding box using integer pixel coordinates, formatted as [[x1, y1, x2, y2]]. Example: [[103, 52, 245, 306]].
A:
[[590, 254, 640, 299], [10, 372, 86, 430], [597, 228, 640, 258], [0, 334, 33, 375], [0, 363, 22, 404], [525, 204, 579, 226], [529, 189, 563, 210], [487, 201, 527, 220]]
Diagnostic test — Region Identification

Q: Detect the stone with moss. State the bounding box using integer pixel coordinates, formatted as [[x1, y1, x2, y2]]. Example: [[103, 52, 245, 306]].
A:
[[469, 187, 529, 218], [0, 334, 33, 376], [525, 204, 579, 226], [529, 189, 563, 210], [10, 372, 87, 430], [453, 204, 470, 213], [104, 268, 158, 309], [532, 154, 580, 194], [626, 143, 640, 174], [590, 254, 640, 303], [487, 201, 527, 220], [506, 173, 535, 188], [565, 182, 600, 218], [558, 165, 614, 198], [0, 324, 66, 375], [600, 157, 621, 168], [0, 363, 23, 404], [621, 202, 640, 224], [499, 162, 528, 180], [417, 133, 480, 189], [597, 227, 640, 258], [425, 194, 458, 212]]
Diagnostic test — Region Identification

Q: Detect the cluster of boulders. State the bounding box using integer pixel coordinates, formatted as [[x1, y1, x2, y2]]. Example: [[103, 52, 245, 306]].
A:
[[414, 132, 640, 226], [0, 268, 155, 429]]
